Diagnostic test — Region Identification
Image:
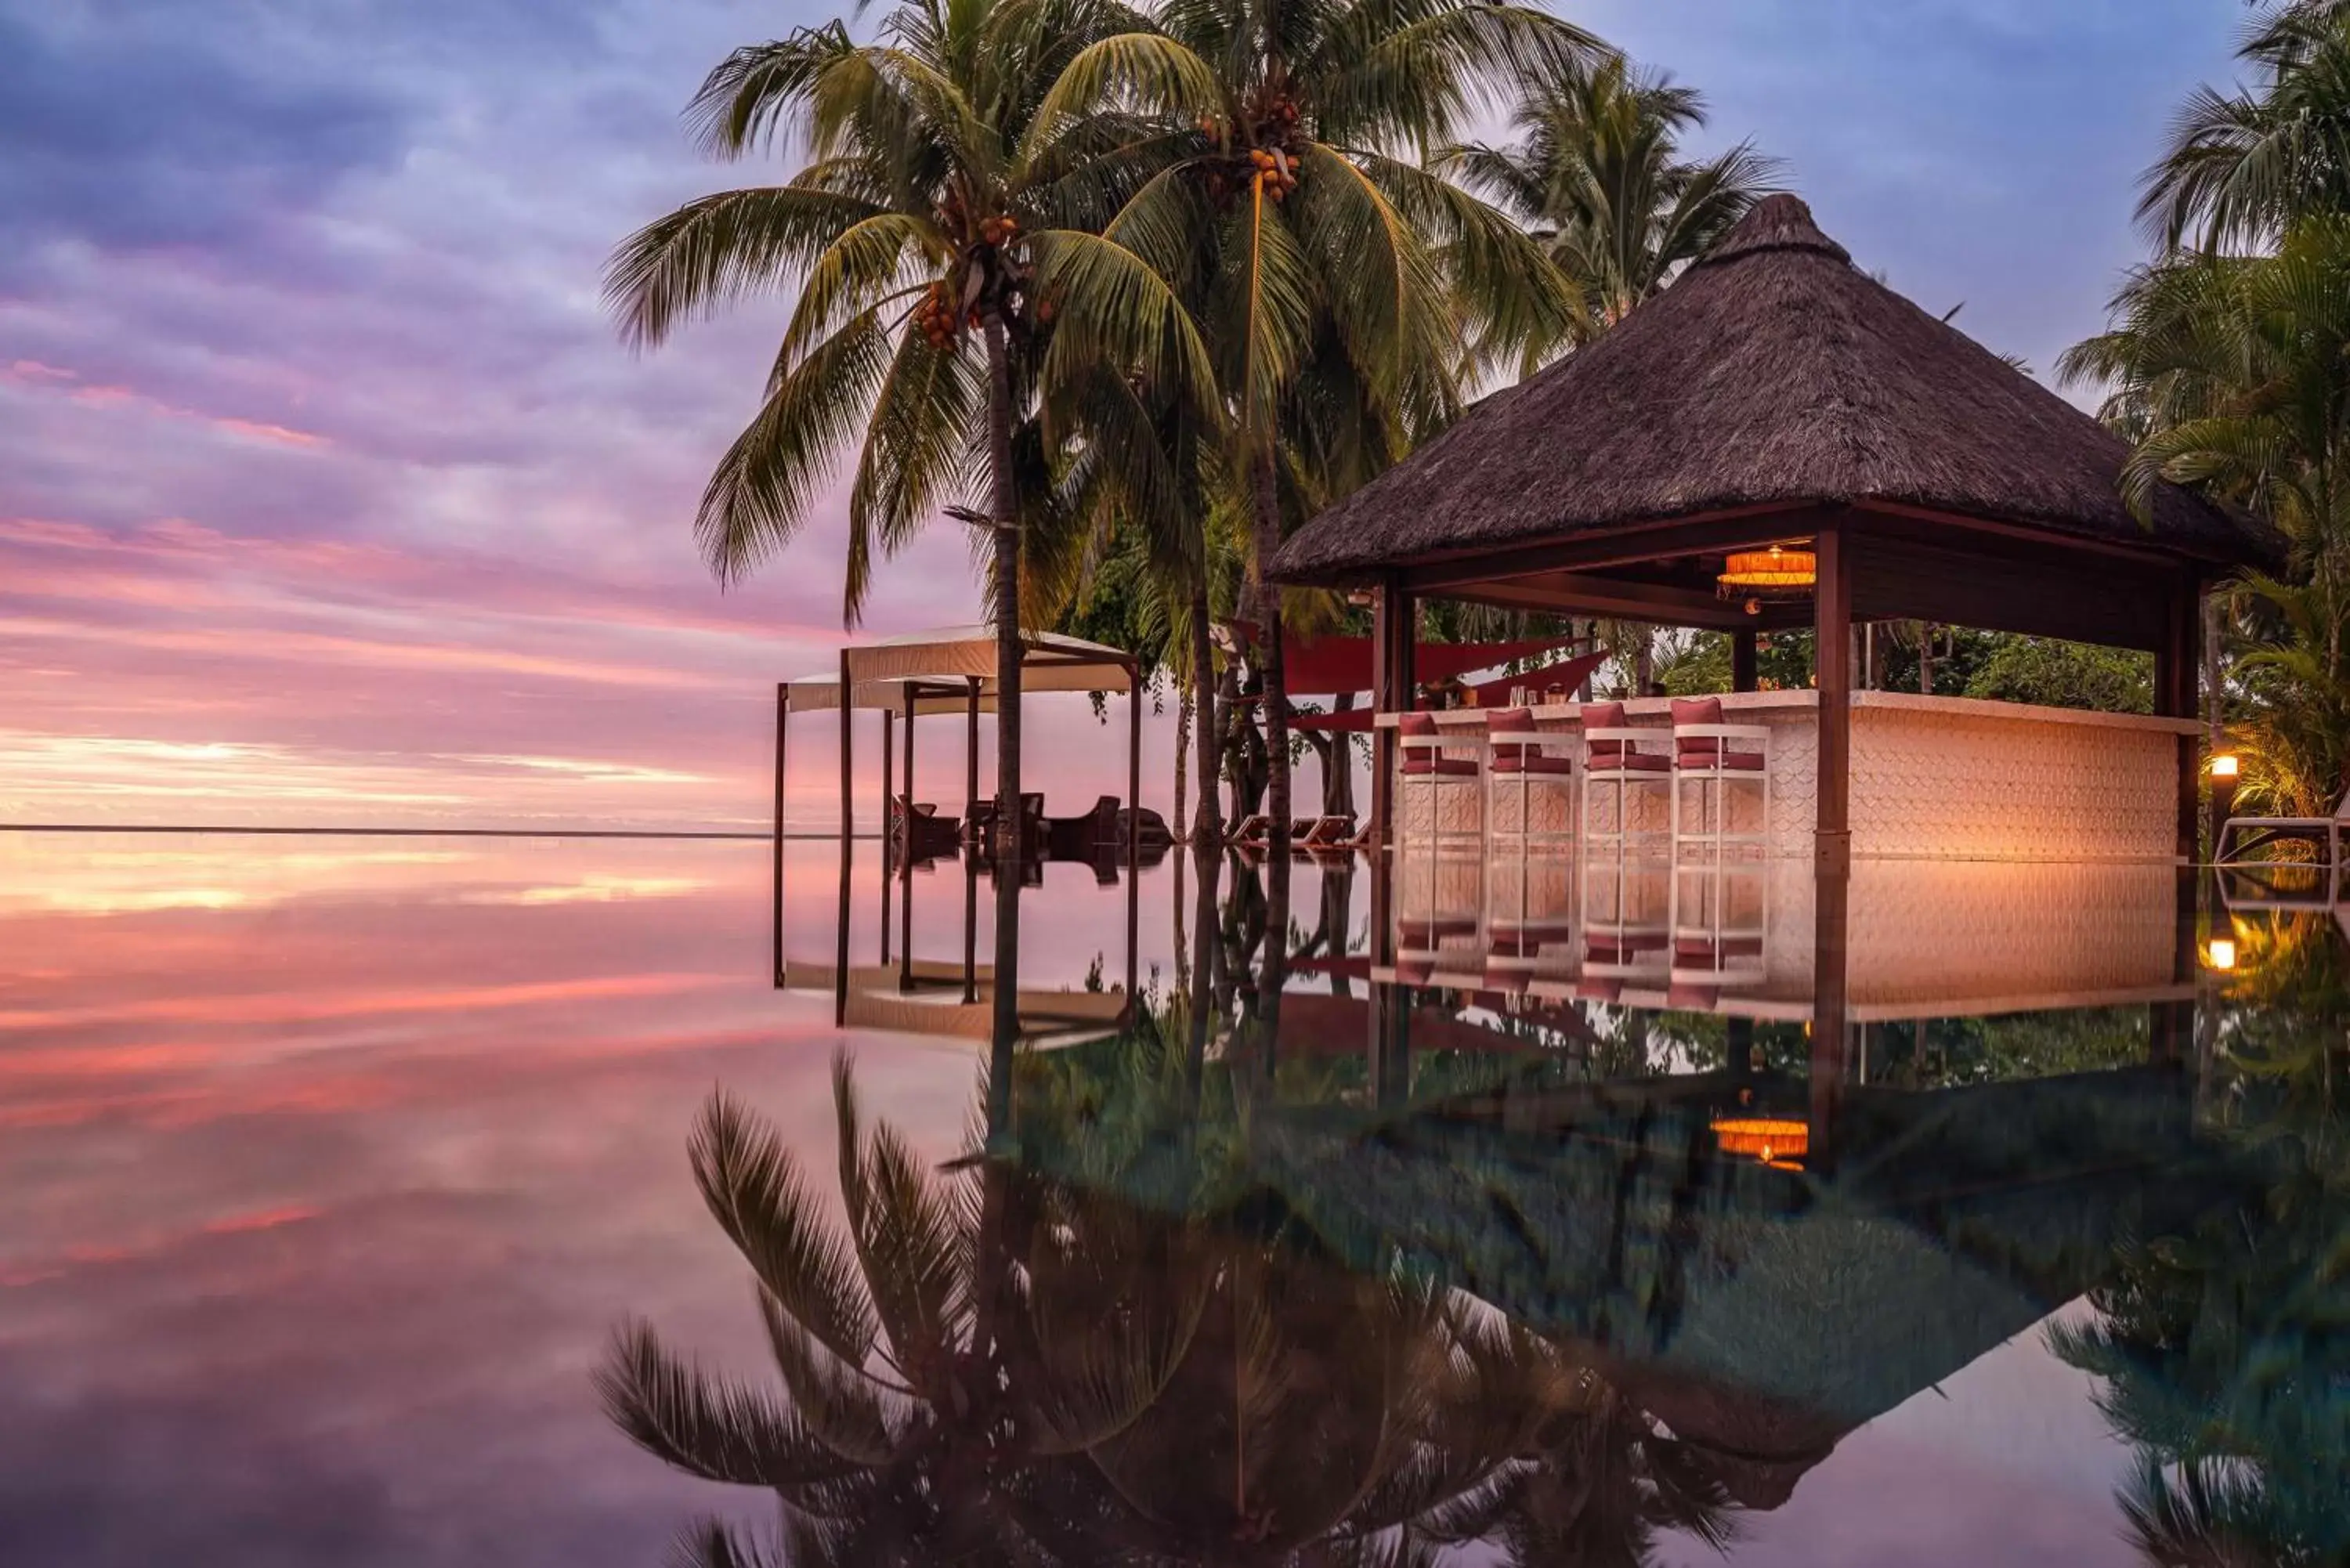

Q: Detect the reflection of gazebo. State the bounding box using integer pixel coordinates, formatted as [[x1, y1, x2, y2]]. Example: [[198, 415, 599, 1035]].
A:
[[775, 626, 1141, 847], [1267, 196, 2278, 867]]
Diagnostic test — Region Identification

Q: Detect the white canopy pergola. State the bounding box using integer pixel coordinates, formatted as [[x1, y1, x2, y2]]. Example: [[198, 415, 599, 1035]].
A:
[[772, 625, 1142, 851]]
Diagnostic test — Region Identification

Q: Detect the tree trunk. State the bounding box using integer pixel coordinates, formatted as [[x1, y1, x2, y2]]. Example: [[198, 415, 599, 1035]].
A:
[[1249, 445, 1291, 844], [984, 319, 1024, 1097], [1632, 630, 1654, 696], [1918, 621, 1934, 696], [1190, 578, 1222, 847], [1173, 687, 1191, 847], [1327, 692, 1357, 818]]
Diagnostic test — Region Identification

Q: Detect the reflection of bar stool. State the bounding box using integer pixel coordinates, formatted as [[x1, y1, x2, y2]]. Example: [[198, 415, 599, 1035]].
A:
[[1670, 859, 1767, 1001], [1668, 697, 1770, 853], [1487, 706, 1574, 850], [1579, 854, 1670, 995], [1578, 701, 1672, 848]]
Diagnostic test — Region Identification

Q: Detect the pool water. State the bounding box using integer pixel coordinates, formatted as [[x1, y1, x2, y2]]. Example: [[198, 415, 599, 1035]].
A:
[[1, 833, 2342, 1565]]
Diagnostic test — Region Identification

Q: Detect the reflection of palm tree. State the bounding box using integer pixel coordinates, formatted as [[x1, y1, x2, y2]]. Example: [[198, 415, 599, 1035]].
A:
[[599, 1064, 1206, 1564], [604, 1058, 1519, 1563], [2047, 984, 2350, 1567]]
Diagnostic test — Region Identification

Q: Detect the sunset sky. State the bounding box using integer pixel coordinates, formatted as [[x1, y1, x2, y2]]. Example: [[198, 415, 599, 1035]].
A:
[[0, 0, 2246, 831]]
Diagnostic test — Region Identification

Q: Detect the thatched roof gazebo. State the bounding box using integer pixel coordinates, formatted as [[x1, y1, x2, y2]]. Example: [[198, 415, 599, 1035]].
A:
[[1268, 194, 2276, 868]]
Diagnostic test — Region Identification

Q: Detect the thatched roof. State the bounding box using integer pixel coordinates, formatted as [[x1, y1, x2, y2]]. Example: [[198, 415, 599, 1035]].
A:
[[1269, 195, 2270, 582]]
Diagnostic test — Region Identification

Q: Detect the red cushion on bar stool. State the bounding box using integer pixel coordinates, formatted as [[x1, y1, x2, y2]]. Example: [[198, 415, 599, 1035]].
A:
[[1398, 710, 1476, 777], [1672, 695, 1723, 766], [1580, 700, 1629, 763], [1488, 706, 1535, 767]]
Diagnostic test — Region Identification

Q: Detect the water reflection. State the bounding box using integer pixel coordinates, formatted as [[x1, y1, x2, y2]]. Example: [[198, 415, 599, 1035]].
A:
[[4, 833, 2345, 1561], [616, 839, 2350, 1564]]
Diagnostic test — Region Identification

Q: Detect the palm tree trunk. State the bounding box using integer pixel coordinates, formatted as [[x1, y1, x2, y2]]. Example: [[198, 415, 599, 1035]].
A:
[[1173, 687, 1191, 847], [1250, 445, 1291, 844], [1191, 576, 1222, 846], [985, 318, 1023, 1098]]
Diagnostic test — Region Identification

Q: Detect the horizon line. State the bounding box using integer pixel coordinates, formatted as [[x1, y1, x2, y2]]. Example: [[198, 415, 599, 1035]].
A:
[[0, 823, 883, 841]]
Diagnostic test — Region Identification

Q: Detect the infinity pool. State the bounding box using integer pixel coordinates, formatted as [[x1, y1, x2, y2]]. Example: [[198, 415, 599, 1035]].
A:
[[1, 832, 2341, 1565]]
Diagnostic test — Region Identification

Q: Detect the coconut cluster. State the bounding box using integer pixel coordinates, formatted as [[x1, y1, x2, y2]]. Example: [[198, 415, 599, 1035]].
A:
[[913, 214, 1024, 349]]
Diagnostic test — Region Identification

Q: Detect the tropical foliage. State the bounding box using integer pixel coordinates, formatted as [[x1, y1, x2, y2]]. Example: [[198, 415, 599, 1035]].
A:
[[2063, 0, 2350, 818], [1444, 55, 1781, 357]]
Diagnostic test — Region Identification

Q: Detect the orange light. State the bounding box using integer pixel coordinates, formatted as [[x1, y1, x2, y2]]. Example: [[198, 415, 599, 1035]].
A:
[[1712, 1115, 1810, 1165], [2206, 938, 2237, 971], [1717, 543, 1818, 599], [2210, 753, 2240, 779]]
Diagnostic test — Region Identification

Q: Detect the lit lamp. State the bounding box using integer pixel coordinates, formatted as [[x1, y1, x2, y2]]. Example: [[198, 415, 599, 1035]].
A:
[[2208, 750, 2241, 862], [1716, 543, 1818, 612], [1712, 1115, 1810, 1169], [2206, 938, 2238, 972]]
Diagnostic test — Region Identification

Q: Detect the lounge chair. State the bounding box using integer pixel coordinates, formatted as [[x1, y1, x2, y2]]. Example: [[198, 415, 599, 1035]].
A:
[[1298, 815, 1358, 852], [1227, 812, 1274, 848], [2216, 788, 2347, 868]]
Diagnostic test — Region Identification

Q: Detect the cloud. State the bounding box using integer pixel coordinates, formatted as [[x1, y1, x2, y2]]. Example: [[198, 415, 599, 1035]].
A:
[[0, 6, 408, 269]]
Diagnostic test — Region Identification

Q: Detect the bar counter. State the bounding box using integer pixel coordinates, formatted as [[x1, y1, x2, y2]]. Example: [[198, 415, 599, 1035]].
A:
[[1379, 689, 2201, 862]]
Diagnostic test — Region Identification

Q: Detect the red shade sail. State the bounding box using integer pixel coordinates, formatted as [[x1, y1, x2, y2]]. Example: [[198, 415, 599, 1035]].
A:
[[1227, 624, 1585, 695]]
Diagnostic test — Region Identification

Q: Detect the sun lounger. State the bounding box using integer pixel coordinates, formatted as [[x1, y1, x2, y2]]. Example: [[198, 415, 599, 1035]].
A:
[[1227, 812, 1273, 848], [2216, 788, 2348, 867]]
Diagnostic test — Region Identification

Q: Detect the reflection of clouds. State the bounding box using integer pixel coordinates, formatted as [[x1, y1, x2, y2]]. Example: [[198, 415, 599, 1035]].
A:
[[0, 836, 923, 1563]]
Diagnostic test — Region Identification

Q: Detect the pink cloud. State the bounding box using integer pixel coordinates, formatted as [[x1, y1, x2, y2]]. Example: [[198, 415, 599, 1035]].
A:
[[5, 359, 329, 449]]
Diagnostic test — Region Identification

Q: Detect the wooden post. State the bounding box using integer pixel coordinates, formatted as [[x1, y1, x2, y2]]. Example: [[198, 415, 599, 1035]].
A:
[[901, 685, 916, 845], [964, 676, 982, 834], [1813, 521, 1852, 872], [1732, 632, 1758, 693], [833, 829, 852, 1028], [1126, 659, 1142, 872], [1366, 848, 1407, 1105], [1370, 576, 1416, 850], [1809, 862, 1849, 1171], [880, 710, 895, 867], [2156, 579, 2202, 862], [897, 686, 916, 982], [837, 651, 855, 845], [773, 684, 789, 987]]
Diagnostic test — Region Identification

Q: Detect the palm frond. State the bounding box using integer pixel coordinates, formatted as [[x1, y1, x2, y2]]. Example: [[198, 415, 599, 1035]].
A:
[[605, 187, 885, 351], [595, 1319, 859, 1487], [689, 1090, 879, 1364]]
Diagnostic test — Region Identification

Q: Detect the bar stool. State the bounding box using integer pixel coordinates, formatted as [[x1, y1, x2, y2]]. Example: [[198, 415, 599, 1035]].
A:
[[1397, 710, 1486, 930], [1486, 706, 1575, 850], [1577, 700, 1672, 849], [1668, 696, 1770, 854]]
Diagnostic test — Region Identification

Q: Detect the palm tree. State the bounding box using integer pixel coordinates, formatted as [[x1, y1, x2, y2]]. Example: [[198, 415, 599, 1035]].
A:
[[1444, 55, 1782, 357], [1032, 0, 1596, 846], [2138, 0, 2350, 253], [1443, 56, 1778, 686], [2059, 217, 2350, 811], [607, 0, 1213, 1048]]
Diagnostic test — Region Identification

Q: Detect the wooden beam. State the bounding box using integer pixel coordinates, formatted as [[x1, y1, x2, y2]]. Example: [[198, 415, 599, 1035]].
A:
[[1439, 569, 1762, 629], [1398, 508, 1837, 594], [1732, 633, 1758, 693], [1846, 522, 2178, 652], [1849, 498, 2207, 569], [1814, 521, 1852, 869]]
